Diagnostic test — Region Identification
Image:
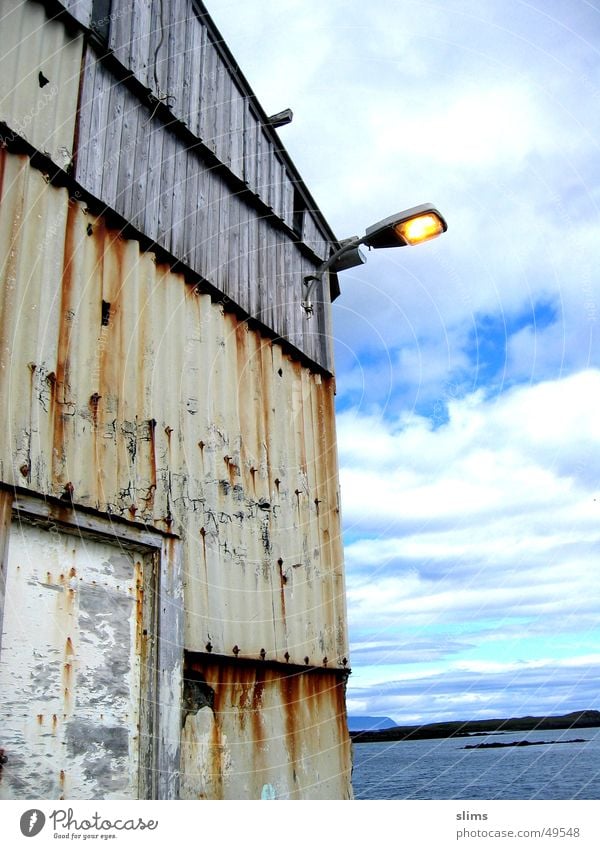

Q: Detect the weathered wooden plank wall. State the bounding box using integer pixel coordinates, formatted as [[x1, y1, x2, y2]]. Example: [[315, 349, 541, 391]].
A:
[[59, 0, 93, 27], [75, 44, 333, 369], [107, 0, 314, 228]]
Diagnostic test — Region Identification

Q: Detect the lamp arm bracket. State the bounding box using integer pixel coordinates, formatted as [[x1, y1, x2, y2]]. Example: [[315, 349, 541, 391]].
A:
[[302, 237, 363, 317]]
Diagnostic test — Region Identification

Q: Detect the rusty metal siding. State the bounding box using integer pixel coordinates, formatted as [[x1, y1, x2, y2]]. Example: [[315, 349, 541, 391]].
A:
[[0, 151, 349, 675], [0, 0, 84, 170], [181, 659, 352, 799]]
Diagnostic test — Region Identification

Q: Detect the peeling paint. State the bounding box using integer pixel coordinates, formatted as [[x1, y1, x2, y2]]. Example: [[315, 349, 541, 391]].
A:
[[0, 522, 145, 799], [0, 152, 348, 670], [181, 656, 352, 800], [0, 0, 83, 169], [0, 141, 351, 797]]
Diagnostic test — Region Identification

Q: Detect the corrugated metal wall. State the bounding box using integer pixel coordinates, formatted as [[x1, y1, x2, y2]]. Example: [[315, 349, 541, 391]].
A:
[[0, 0, 83, 169], [181, 658, 351, 800], [0, 151, 351, 796], [0, 0, 352, 799], [0, 151, 348, 669]]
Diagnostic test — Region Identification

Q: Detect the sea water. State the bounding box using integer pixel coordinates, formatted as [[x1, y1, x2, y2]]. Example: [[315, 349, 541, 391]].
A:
[[351, 726, 600, 799]]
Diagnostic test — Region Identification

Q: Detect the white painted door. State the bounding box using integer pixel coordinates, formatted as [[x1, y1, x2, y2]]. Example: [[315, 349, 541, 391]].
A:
[[0, 521, 146, 799]]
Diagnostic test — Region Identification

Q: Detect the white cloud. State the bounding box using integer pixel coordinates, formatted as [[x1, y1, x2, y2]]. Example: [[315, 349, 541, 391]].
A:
[[339, 368, 600, 481], [340, 370, 600, 719], [369, 85, 541, 169], [506, 316, 598, 385]]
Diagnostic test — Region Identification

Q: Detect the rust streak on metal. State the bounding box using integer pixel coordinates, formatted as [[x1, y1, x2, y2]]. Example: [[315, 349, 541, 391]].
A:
[[148, 418, 157, 502], [199, 527, 207, 564], [89, 392, 101, 428], [185, 658, 351, 798], [135, 559, 144, 656], [277, 557, 287, 624], [52, 200, 79, 490], [282, 670, 298, 784], [209, 712, 224, 799]]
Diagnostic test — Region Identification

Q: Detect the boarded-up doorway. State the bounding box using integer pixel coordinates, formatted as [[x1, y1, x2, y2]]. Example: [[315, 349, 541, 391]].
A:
[[0, 513, 158, 799]]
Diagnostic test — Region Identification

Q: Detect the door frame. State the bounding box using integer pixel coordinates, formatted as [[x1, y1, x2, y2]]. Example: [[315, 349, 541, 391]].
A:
[[0, 485, 183, 799]]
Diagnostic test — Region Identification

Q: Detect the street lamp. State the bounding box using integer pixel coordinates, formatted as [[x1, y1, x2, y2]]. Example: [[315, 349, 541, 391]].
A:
[[302, 203, 447, 316]]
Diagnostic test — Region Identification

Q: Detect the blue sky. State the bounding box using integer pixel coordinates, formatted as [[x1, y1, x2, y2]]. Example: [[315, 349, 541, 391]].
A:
[[208, 0, 600, 724]]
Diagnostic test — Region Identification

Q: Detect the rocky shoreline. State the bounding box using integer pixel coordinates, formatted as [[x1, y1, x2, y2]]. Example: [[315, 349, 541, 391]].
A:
[[350, 710, 600, 744]]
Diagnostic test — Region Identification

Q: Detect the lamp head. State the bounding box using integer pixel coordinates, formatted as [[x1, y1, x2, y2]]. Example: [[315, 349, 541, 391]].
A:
[[362, 203, 448, 249], [302, 203, 448, 317]]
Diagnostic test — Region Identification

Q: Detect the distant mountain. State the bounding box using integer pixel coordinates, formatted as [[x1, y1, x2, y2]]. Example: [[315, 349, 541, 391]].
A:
[[348, 715, 398, 731], [350, 709, 600, 743]]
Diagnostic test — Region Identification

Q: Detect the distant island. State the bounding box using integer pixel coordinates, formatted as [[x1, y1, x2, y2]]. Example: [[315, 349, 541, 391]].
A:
[[350, 710, 600, 743], [462, 738, 588, 750], [347, 715, 398, 732]]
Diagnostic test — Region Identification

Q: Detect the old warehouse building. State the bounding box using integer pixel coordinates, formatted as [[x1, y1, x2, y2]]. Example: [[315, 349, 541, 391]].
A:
[[0, 0, 352, 798]]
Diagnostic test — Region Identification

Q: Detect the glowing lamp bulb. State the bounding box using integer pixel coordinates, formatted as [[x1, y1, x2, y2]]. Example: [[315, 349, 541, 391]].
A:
[[395, 212, 446, 245]]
